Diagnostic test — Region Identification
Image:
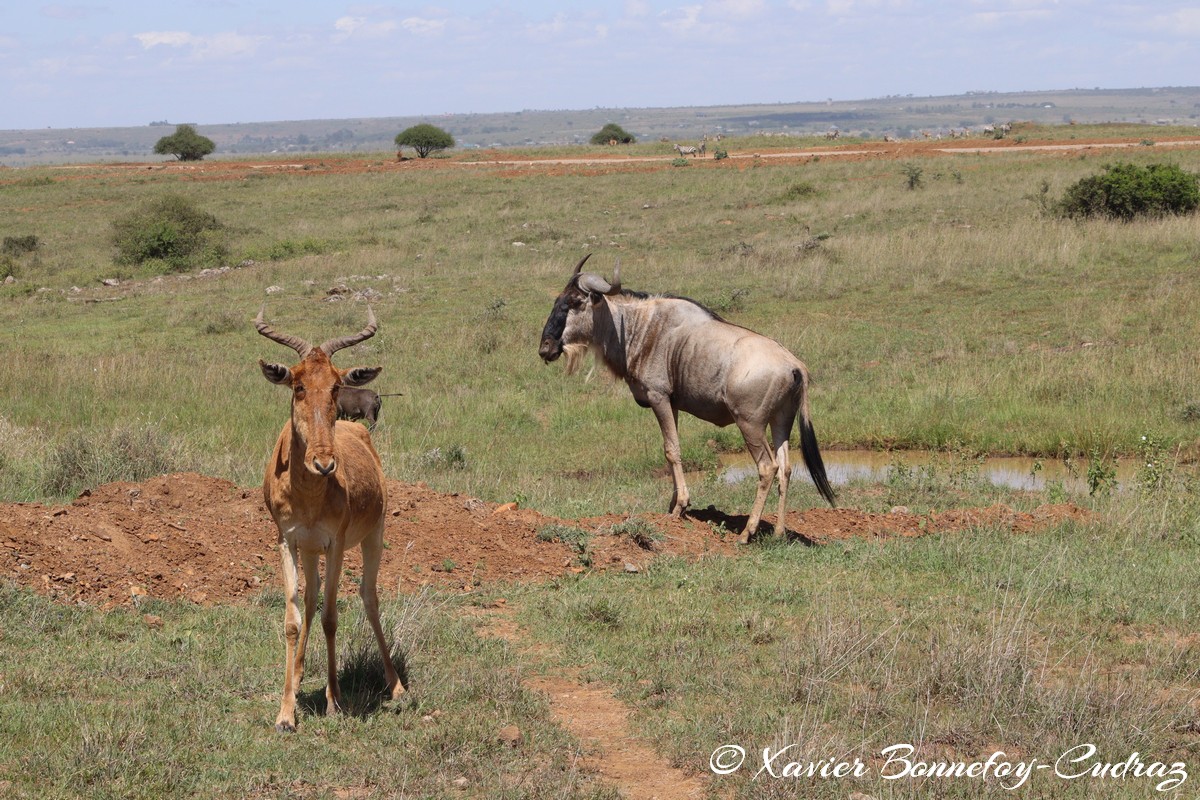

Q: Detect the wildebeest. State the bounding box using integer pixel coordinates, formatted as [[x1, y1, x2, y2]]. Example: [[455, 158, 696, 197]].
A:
[[255, 306, 404, 732], [538, 255, 835, 543], [335, 387, 403, 431]]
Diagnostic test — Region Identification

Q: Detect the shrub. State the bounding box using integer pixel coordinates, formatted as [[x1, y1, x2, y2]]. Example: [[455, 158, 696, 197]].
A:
[[590, 123, 635, 145], [1053, 162, 1200, 221], [2, 235, 39, 256], [900, 163, 923, 190], [112, 194, 227, 272], [395, 124, 455, 158], [41, 424, 186, 499]]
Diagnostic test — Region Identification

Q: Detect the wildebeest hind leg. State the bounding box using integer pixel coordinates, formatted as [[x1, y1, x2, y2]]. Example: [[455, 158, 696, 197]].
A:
[[737, 421, 777, 544]]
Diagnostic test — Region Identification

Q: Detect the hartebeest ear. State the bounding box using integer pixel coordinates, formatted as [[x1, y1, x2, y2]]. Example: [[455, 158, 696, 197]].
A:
[[259, 360, 292, 386], [342, 367, 382, 387]]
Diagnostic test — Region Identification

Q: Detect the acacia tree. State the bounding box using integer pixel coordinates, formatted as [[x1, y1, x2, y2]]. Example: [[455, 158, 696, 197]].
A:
[[395, 124, 455, 158], [590, 123, 635, 145], [153, 124, 216, 161]]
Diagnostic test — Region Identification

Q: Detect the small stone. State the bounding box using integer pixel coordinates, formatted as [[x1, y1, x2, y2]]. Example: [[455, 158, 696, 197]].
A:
[[452, 777, 469, 790], [623, 562, 640, 573], [889, 506, 910, 515], [143, 614, 164, 629]]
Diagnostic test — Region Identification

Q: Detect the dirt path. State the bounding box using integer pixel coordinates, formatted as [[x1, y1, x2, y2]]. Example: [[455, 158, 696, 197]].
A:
[[470, 604, 708, 800], [26, 134, 1200, 186]]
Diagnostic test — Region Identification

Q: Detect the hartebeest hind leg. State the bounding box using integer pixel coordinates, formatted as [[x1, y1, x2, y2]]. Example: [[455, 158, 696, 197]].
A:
[[322, 542, 347, 716], [360, 527, 405, 700]]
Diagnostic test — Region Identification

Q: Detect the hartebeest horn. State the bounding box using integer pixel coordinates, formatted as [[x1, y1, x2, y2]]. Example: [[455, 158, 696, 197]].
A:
[[319, 306, 377, 357], [255, 306, 313, 358]]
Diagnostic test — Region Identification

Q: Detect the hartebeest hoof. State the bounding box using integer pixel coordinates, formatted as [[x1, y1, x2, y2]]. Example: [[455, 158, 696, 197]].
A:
[[275, 720, 297, 734]]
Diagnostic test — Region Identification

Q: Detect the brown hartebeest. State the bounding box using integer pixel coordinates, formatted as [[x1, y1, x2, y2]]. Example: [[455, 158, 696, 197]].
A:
[[255, 306, 404, 733], [539, 256, 835, 544]]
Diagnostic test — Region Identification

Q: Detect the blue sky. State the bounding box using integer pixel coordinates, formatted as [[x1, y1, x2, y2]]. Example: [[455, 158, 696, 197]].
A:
[[2, 1, 1198, 130]]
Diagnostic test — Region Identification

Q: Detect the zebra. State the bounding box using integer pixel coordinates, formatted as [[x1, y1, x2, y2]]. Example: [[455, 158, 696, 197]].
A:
[[674, 143, 699, 157]]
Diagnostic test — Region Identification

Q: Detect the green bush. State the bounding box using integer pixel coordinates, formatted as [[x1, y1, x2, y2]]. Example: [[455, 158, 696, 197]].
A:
[[2, 235, 39, 256], [111, 194, 227, 272], [41, 424, 186, 499], [590, 123, 635, 145], [1054, 162, 1200, 221]]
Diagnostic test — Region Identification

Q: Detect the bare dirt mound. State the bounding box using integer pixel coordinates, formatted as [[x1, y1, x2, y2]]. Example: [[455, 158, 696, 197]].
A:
[[0, 473, 1089, 608]]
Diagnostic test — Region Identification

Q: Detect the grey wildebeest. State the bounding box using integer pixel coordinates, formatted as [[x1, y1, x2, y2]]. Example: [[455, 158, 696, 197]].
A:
[[336, 387, 404, 431], [255, 306, 404, 732], [538, 255, 836, 543]]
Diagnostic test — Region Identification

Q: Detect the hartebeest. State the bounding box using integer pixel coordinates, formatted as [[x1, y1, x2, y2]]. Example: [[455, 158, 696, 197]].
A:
[[539, 255, 835, 544], [255, 306, 404, 732]]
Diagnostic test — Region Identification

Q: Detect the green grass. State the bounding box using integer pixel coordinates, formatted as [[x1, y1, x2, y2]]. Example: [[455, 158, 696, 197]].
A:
[[3, 133, 1200, 514], [0, 584, 616, 800], [509, 482, 1200, 798]]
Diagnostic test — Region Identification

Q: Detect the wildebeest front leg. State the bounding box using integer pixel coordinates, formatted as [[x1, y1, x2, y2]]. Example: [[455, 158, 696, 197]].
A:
[[649, 398, 690, 515]]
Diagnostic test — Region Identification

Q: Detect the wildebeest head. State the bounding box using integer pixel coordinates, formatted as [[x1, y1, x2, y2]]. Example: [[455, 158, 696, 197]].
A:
[[539, 254, 621, 372]]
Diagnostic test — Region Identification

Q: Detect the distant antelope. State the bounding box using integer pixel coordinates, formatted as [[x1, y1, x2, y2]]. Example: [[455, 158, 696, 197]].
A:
[[255, 307, 404, 732]]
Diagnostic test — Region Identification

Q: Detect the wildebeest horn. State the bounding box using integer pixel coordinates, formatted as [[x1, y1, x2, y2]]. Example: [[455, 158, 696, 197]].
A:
[[578, 273, 613, 294], [571, 253, 593, 277], [610, 259, 621, 293], [319, 306, 378, 356], [255, 306, 313, 358]]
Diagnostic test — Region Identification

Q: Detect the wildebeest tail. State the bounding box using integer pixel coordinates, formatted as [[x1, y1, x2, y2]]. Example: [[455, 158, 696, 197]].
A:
[[800, 418, 836, 506], [794, 368, 836, 506]]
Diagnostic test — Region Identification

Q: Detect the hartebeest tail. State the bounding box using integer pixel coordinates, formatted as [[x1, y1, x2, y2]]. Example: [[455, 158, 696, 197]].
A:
[[256, 306, 404, 733], [540, 255, 835, 544]]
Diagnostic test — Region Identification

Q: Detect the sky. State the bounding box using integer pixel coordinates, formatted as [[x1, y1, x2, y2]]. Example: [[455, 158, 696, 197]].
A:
[[1, 1, 1198, 130]]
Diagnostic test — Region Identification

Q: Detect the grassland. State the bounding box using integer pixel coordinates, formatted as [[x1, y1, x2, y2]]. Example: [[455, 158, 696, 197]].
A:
[[3, 126, 1200, 510], [2, 126, 1200, 798]]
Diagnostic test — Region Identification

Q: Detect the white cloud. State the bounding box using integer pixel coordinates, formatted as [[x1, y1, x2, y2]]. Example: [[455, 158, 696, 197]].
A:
[[135, 31, 194, 49], [401, 17, 446, 36], [133, 30, 260, 59], [333, 16, 398, 41], [1138, 7, 1200, 37]]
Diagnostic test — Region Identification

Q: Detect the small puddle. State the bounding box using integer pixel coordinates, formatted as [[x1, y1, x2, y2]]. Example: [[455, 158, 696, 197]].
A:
[[710, 449, 1138, 493]]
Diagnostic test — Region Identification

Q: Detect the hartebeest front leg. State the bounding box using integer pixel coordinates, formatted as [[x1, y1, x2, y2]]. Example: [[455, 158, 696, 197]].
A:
[[276, 540, 304, 733], [295, 550, 321, 695], [649, 397, 690, 516]]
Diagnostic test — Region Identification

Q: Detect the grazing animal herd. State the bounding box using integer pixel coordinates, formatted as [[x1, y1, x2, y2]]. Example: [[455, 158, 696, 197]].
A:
[[255, 254, 835, 730]]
